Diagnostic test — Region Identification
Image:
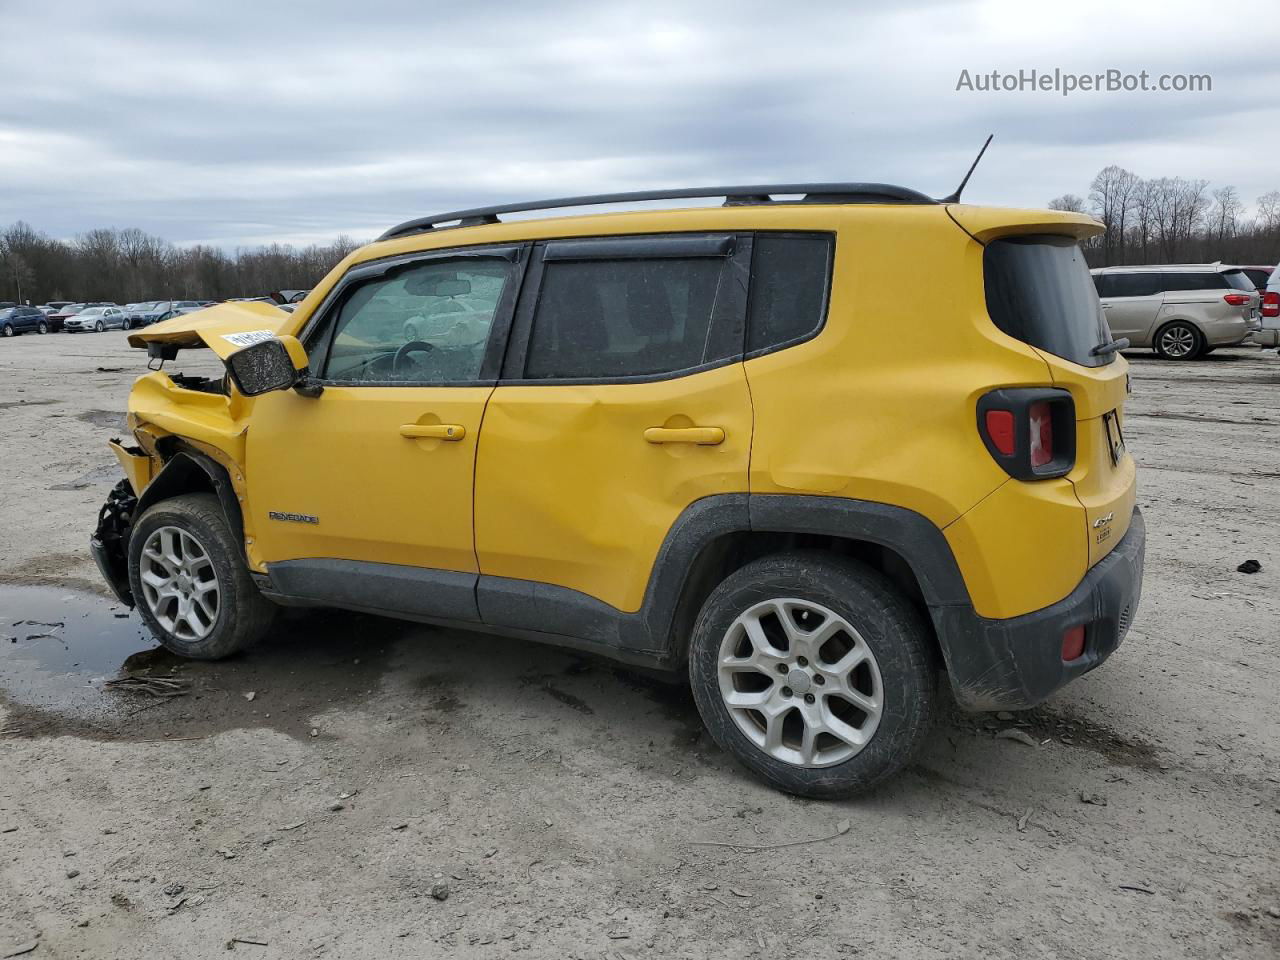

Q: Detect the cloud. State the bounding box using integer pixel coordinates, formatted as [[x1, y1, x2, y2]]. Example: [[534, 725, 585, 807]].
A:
[[2, 0, 1277, 247]]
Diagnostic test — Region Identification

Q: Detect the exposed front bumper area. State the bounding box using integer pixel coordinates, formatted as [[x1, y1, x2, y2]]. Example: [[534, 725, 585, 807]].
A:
[[935, 508, 1145, 711], [91, 479, 137, 607]]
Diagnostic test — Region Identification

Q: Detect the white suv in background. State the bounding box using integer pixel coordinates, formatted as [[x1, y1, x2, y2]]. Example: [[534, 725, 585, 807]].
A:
[[1091, 264, 1261, 360], [1257, 264, 1280, 352]]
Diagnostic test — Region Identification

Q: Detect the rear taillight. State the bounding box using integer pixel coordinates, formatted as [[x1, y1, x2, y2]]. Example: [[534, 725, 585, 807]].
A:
[[1263, 292, 1280, 318], [1029, 401, 1054, 468], [1223, 293, 1251, 306], [977, 388, 1075, 480]]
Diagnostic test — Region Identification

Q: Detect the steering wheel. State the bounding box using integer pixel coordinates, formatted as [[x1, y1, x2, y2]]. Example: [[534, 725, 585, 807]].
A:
[[392, 340, 434, 376]]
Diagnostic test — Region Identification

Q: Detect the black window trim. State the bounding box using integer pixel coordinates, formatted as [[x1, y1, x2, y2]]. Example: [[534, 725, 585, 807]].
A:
[[298, 242, 529, 388], [743, 230, 836, 361], [500, 231, 754, 386]]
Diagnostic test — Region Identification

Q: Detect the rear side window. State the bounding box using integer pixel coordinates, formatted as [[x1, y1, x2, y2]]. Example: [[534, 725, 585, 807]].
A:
[[524, 248, 738, 380], [1097, 273, 1162, 298], [984, 235, 1114, 367], [746, 234, 834, 353]]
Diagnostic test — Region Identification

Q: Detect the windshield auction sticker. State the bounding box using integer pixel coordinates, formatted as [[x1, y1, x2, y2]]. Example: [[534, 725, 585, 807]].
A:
[[222, 330, 278, 347]]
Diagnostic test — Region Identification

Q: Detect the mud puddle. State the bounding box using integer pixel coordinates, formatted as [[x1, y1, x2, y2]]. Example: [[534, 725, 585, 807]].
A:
[[0, 584, 408, 743]]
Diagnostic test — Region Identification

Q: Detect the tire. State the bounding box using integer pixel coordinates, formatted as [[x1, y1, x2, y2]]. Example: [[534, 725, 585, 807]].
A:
[[128, 493, 276, 659], [688, 552, 938, 799], [121, 318, 131, 331], [94, 320, 105, 333], [1153, 321, 1204, 360], [37, 320, 48, 334], [2, 324, 13, 337]]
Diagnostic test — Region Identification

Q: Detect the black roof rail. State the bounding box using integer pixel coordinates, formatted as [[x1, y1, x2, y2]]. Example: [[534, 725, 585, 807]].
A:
[[377, 182, 937, 241]]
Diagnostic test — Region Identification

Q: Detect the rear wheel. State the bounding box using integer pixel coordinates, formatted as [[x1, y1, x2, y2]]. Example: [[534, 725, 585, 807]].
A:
[[37, 320, 48, 334], [688, 552, 938, 798], [128, 493, 276, 659], [1154, 321, 1204, 360]]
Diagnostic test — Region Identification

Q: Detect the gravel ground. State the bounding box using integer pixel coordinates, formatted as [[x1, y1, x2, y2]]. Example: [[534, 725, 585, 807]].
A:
[[1, 330, 1277, 959]]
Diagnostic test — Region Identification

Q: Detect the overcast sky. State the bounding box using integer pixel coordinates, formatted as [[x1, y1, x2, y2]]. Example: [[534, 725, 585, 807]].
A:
[[3, 0, 1278, 249]]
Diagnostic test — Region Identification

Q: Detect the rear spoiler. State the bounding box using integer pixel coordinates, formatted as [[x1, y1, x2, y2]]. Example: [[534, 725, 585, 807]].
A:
[[946, 206, 1104, 244]]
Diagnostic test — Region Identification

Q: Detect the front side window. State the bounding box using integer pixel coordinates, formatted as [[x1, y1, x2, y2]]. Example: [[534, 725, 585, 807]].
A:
[[320, 257, 515, 383], [524, 253, 735, 379]]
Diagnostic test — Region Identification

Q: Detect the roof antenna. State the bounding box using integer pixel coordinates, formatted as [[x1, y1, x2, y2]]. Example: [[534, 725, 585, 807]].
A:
[[938, 134, 993, 204]]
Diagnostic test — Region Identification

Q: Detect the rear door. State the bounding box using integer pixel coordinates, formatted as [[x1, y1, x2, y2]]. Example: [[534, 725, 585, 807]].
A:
[[473, 233, 754, 617]]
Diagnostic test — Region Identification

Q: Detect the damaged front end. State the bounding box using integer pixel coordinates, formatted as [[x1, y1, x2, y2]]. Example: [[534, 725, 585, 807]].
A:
[[91, 478, 139, 606], [89, 300, 297, 606]]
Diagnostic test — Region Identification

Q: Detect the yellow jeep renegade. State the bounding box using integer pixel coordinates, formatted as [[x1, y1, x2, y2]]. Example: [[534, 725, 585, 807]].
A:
[[91, 181, 1144, 798]]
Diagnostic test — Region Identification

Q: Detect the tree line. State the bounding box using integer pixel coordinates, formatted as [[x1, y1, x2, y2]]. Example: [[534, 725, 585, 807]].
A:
[[1048, 168, 1280, 267], [0, 221, 363, 305]]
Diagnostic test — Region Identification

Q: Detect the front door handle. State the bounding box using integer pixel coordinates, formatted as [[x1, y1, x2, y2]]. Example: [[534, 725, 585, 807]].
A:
[[400, 423, 466, 441], [643, 426, 725, 445]]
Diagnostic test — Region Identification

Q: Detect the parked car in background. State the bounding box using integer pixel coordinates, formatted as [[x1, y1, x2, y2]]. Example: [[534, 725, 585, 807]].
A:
[[48, 303, 86, 326], [150, 306, 202, 323], [122, 301, 170, 329], [1091, 264, 1261, 360], [1255, 264, 1280, 352], [1237, 265, 1275, 291], [39, 301, 74, 316], [1, 305, 55, 336], [64, 305, 127, 333]]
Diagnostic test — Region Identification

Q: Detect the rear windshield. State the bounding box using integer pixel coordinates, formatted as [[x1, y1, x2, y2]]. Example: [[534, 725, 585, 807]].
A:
[[1222, 270, 1256, 293], [984, 235, 1114, 367]]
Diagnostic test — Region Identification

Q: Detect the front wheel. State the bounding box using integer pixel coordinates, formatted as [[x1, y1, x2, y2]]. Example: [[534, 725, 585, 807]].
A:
[[2, 324, 14, 337], [121, 318, 131, 331], [688, 552, 938, 799], [1154, 321, 1204, 360], [94, 320, 105, 333], [128, 493, 276, 659]]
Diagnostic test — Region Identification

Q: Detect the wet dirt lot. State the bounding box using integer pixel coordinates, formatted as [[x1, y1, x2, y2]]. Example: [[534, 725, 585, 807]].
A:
[[1, 331, 1278, 959]]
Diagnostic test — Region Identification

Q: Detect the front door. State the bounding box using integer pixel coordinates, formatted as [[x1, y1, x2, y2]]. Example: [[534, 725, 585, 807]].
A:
[[474, 234, 754, 615], [244, 246, 524, 575]]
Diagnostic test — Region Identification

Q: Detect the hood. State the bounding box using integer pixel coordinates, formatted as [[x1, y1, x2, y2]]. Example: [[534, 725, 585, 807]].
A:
[[126, 300, 292, 360]]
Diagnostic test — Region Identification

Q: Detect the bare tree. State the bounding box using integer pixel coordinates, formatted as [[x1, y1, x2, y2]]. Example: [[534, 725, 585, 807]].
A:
[[1089, 166, 1140, 265], [1210, 186, 1242, 245], [1048, 194, 1086, 213]]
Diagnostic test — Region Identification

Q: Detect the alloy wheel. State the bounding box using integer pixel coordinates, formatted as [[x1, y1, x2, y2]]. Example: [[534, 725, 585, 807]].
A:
[[95, 320, 105, 332], [716, 598, 883, 768], [1158, 325, 1197, 358], [138, 525, 221, 641]]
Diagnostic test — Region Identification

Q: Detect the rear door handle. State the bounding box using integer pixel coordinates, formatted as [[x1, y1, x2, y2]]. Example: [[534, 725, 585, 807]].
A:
[[643, 426, 725, 445], [400, 423, 466, 441]]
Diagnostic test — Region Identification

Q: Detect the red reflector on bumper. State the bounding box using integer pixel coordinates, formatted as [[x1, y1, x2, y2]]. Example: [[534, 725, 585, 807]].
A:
[[1062, 625, 1086, 661]]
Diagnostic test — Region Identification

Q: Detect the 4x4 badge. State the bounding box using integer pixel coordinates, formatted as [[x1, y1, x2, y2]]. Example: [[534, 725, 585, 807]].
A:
[[1092, 512, 1114, 529]]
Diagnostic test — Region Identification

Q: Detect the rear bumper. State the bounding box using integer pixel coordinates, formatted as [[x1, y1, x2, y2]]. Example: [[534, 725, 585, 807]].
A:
[[934, 508, 1145, 711]]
